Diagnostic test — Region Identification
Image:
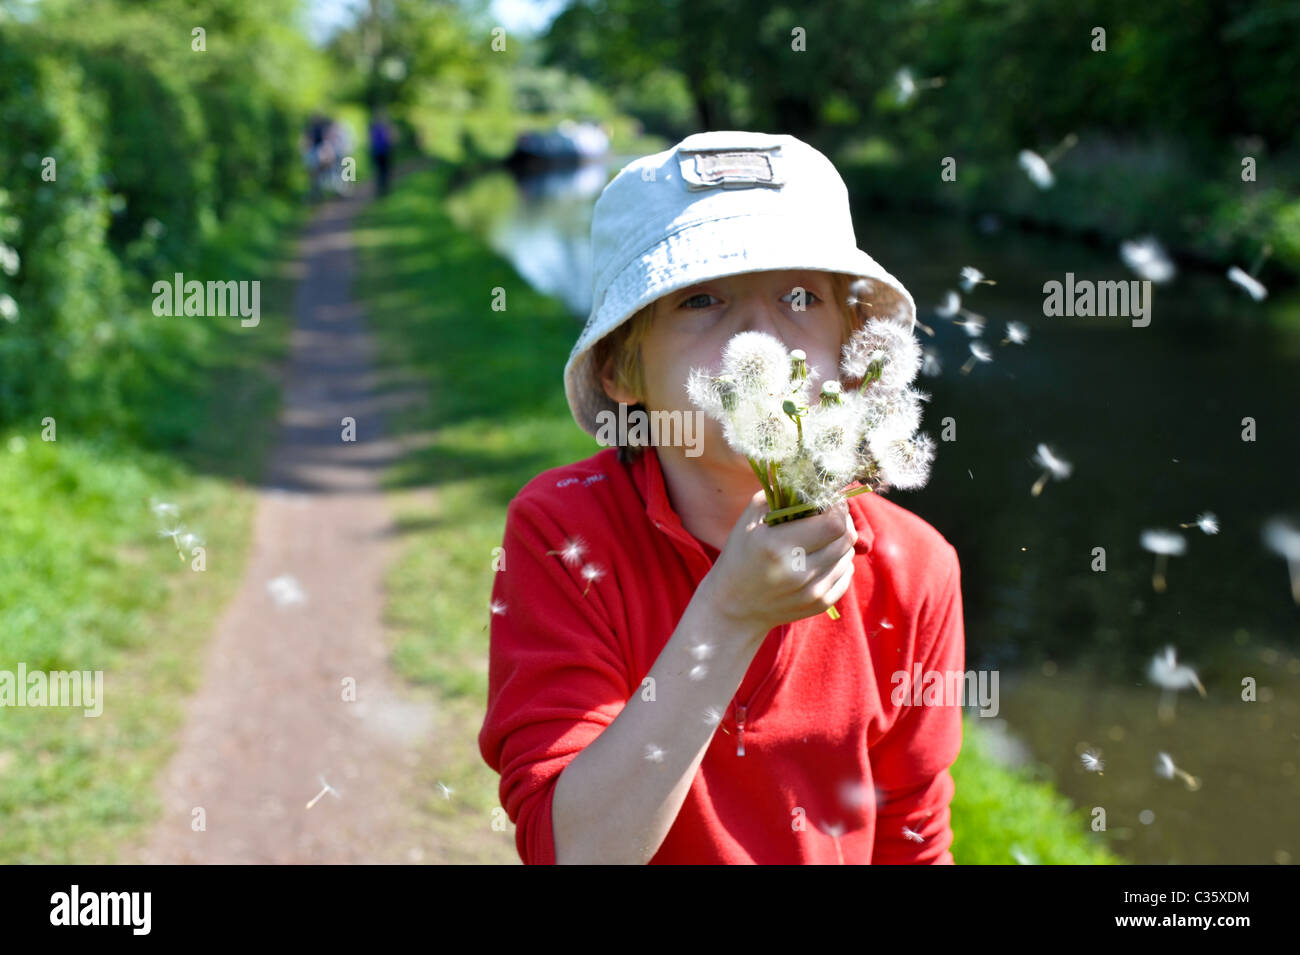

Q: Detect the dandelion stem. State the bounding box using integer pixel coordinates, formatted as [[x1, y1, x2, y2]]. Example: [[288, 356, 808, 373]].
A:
[[762, 485, 873, 525], [748, 457, 775, 508]]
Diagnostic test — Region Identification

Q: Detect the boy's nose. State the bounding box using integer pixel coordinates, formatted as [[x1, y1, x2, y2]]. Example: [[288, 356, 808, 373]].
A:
[[737, 294, 789, 343]]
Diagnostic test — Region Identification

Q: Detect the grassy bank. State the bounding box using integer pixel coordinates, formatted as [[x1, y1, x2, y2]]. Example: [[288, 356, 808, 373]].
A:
[[0, 198, 300, 863], [354, 164, 1122, 864]]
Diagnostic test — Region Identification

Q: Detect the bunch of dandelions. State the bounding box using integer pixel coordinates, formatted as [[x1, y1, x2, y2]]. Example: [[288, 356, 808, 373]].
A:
[[689, 323, 936, 511], [688, 326, 933, 526]]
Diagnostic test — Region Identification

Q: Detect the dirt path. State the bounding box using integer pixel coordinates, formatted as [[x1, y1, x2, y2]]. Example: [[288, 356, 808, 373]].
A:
[[128, 187, 439, 864]]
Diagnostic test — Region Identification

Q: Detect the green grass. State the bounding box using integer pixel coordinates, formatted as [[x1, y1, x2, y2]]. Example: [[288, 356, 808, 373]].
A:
[[0, 197, 300, 863], [354, 165, 1126, 864]]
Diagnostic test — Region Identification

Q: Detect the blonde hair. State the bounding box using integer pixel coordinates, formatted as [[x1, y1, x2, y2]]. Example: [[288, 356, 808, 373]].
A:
[[595, 272, 867, 462]]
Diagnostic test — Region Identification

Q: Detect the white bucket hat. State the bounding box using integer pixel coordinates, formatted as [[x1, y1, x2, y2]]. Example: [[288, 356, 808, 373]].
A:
[[564, 130, 917, 438]]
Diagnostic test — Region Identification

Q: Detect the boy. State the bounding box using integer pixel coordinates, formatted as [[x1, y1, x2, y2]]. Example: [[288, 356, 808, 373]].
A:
[[478, 131, 965, 864]]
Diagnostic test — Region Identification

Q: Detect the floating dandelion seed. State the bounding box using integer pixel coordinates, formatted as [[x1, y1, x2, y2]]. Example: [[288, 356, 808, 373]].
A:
[[0, 243, 19, 277], [1227, 266, 1268, 301], [921, 348, 942, 377], [1178, 511, 1218, 535], [1140, 529, 1187, 593], [1120, 236, 1176, 283], [1149, 645, 1206, 723], [0, 293, 18, 323], [901, 825, 925, 843], [179, 531, 203, 551], [935, 290, 961, 318], [1018, 150, 1054, 189], [702, 705, 724, 727], [1155, 752, 1201, 791], [436, 781, 453, 800], [150, 499, 179, 519], [546, 535, 587, 567], [644, 743, 665, 764], [818, 821, 847, 864], [959, 341, 993, 375], [1017, 134, 1077, 190], [157, 523, 189, 560], [1148, 646, 1207, 697], [1030, 443, 1072, 496], [266, 575, 307, 607], [691, 642, 714, 660], [959, 266, 995, 293], [1262, 516, 1300, 605], [892, 68, 944, 105], [955, 312, 986, 338], [306, 775, 341, 809], [688, 664, 708, 681], [1001, 321, 1029, 346], [1080, 749, 1104, 774], [1010, 846, 1038, 865], [579, 562, 604, 596]]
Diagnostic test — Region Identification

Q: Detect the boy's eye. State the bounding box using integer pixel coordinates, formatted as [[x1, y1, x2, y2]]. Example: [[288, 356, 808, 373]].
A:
[[782, 288, 823, 305], [680, 292, 721, 309]]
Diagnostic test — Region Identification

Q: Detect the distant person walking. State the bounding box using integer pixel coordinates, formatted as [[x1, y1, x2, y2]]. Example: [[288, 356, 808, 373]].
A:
[[369, 111, 394, 197]]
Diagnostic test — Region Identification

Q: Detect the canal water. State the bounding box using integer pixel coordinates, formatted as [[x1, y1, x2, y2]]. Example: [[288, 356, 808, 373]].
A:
[[446, 155, 1300, 865]]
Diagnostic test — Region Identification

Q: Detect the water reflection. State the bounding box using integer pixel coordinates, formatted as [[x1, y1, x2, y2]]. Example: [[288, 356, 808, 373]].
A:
[[448, 159, 1300, 864], [444, 155, 638, 317]]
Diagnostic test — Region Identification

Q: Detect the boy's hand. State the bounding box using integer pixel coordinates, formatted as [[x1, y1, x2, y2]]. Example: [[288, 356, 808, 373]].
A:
[[700, 489, 858, 640]]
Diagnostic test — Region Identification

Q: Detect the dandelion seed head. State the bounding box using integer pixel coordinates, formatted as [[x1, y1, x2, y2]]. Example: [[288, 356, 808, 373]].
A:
[[860, 386, 925, 443], [720, 331, 794, 399], [1141, 529, 1187, 556], [724, 397, 799, 461], [686, 366, 737, 420], [840, 318, 922, 390], [871, 432, 936, 491], [803, 394, 867, 481]]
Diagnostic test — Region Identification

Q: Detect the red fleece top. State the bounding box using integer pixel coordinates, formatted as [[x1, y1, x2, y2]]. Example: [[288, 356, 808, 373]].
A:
[[478, 446, 965, 864]]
